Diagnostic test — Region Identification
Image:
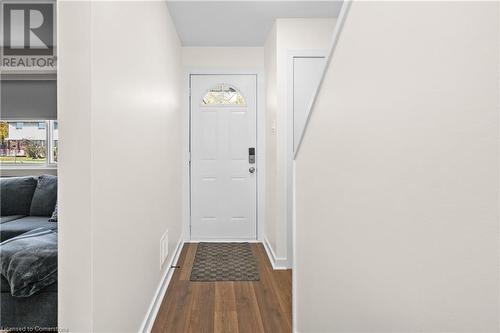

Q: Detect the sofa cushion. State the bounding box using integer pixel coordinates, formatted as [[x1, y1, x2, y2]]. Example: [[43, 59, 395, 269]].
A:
[[1, 285, 58, 328], [0, 177, 37, 216], [1, 227, 58, 297], [1, 276, 11, 292], [30, 175, 57, 217], [1, 276, 57, 293], [0, 215, 25, 224], [0, 216, 56, 242], [48, 203, 58, 222]]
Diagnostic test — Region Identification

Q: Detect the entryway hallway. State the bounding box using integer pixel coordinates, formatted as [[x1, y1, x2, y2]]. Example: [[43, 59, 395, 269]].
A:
[[151, 243, 292, 333], [56, 1, 500, 332]]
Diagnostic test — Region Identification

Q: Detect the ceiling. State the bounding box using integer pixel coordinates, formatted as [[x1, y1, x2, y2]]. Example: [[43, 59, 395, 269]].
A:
[[166, 1, 343, 47]]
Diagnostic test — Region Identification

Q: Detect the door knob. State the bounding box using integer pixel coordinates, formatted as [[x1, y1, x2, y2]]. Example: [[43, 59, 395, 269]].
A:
[[249, 167, 256, 174]]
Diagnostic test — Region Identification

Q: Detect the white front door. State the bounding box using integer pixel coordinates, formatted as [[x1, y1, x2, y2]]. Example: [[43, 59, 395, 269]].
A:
[[190, 74, 257, 240]]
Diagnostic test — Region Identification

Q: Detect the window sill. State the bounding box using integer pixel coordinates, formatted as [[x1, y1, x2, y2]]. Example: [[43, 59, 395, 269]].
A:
[[0, 165, 57, 177]]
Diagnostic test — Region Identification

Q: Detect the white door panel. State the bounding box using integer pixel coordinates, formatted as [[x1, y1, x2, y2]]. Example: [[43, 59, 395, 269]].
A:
[[190, 75, 257, 240]]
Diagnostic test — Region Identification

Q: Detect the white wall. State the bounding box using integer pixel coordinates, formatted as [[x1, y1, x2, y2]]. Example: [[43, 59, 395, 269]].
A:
[[264, 24, 278, 257], [182, 47, 264, 68], [295, 1, 499, 332], [58, 1, 183, 331], [58, 2, 92, 330], [264, 19, 336, 265]]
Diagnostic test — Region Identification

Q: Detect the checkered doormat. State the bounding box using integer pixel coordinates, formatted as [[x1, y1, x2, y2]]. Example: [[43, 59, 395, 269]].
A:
[[190, 243, 260, 281]]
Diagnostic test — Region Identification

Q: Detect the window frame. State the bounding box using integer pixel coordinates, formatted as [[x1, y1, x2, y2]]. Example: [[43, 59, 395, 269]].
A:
[[48, 120, 58, 164], [0, 119, 58, 169]]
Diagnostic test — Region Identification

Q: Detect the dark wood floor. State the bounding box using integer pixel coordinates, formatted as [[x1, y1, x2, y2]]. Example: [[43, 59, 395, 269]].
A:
[[152, 243, 292, 333]]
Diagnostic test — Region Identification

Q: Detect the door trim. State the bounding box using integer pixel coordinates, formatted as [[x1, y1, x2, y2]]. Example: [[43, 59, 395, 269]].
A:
[[287, 49, 327, 333], [182, 69, 266, 242], [286, 49, 328, 263]]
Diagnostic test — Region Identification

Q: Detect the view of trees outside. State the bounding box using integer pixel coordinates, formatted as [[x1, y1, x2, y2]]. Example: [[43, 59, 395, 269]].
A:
[[202, 84, 246, 105], [0, 121, 58, 165], [0, 122, 8, 143]]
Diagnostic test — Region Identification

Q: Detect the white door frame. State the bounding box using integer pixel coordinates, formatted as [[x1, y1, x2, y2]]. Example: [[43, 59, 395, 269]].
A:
[[286, 49, 328, 261], [182, 68, 266, 242], [288, 49, 327, 331]]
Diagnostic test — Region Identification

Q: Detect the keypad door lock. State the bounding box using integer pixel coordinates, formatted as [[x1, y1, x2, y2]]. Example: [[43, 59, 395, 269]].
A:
[[249, 147, 255, 164]]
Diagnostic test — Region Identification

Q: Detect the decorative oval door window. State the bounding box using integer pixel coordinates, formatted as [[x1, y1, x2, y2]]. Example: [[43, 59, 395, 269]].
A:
[[201, 83, 246, 106]]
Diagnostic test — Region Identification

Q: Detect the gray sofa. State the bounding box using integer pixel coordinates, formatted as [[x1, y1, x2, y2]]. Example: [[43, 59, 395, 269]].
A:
[[0, 175, 58, 329]]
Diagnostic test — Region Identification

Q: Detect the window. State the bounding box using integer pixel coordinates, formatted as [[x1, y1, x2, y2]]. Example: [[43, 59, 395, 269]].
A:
[[0, 120, 58, 167], [202, 84, 246, 106], [51, 121, 58, 163]]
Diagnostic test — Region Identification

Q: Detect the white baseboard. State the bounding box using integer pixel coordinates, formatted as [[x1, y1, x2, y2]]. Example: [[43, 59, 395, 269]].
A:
[[139, 238, 184, 333], [263, 237, 290, 270]]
